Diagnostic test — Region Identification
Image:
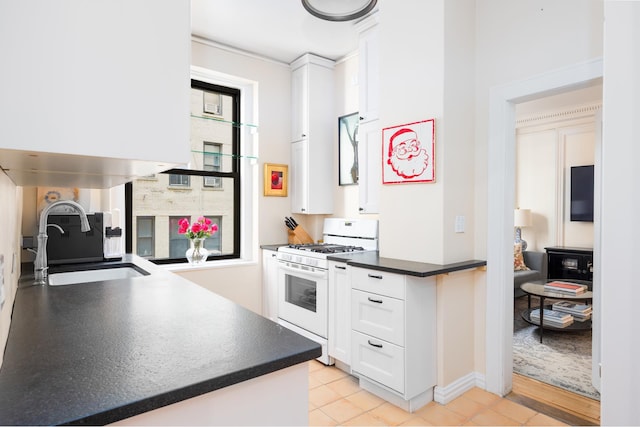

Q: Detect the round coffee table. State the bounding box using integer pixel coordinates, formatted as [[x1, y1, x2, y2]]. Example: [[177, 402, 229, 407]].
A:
[[519, 281, 593, 343]]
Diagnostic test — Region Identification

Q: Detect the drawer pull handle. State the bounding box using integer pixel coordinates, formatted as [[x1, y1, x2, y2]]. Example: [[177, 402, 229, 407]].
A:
[[368, 340, 383, 348], [335, 265, 346, 270], [367, 297, 383, 304], [368, 274, 383, 279]]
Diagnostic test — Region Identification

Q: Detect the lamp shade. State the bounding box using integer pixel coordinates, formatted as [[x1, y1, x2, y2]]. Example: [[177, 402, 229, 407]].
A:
[[514, 208, 532, 227]]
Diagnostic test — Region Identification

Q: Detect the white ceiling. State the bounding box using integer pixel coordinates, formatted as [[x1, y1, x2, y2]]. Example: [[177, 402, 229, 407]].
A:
[[190, 0, 367, 64]]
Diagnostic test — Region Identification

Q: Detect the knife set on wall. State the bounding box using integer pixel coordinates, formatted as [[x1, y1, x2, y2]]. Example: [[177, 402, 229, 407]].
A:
[[284, 216, 314, 244]]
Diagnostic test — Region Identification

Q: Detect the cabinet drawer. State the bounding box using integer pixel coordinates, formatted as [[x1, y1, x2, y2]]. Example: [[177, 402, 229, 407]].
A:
[[351, 267, 405, 299], [352, 289, 405, 346], [351, 330, 404, 394]]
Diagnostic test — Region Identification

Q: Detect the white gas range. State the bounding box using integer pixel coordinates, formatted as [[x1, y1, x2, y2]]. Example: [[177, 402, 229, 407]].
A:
[[277, 218, 378, 365]]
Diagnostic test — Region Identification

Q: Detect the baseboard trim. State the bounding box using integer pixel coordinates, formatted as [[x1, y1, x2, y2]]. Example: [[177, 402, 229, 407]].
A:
[[434, 372, 486, 404]]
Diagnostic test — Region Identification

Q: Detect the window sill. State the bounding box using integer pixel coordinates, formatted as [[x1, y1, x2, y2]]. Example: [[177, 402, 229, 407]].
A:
[[163, 257, 257, 273]]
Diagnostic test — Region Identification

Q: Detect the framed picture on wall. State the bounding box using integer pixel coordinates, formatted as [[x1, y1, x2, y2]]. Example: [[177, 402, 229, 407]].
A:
[[339, 112, 359, 185], [264, 163, 288, 196], [382, 118, 435, 184]]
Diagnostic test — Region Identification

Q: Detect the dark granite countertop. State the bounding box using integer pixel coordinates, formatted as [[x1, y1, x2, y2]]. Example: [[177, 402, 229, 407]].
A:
[[327, 251, 486, 277], [0, 255, 320, 425]]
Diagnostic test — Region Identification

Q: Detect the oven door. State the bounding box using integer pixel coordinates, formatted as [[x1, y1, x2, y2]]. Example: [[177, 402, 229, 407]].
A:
[[277, 260, 328, 339]]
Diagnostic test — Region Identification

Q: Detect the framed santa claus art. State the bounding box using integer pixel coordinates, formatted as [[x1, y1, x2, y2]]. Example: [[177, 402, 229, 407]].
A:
[[382, 119, 435, 184]]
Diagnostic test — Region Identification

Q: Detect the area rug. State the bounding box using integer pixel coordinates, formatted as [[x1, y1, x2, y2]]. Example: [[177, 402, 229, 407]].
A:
[[513, 296, 601, 400]]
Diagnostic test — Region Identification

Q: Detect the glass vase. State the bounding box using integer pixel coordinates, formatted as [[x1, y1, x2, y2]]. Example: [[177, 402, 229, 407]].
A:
[[186, 238, 208, 265]]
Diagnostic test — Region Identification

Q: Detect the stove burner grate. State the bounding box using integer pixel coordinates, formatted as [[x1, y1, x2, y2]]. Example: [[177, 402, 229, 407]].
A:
[[286, 243, 365, 254]]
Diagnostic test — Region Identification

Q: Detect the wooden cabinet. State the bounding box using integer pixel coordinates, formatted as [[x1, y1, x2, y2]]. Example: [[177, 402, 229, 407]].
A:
[[350, 266, 436, 410], [545, 246, 593, 282], [289, 54, 335, 214], [328, 261, 350, 364], [0, 1, 191, 189], [357, 120, 381, 214], [261, 249, 279, 321]]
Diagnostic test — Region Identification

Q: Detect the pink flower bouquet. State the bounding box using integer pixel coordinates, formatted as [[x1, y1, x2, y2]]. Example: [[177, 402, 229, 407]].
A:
[[178, 216, 218, 240]]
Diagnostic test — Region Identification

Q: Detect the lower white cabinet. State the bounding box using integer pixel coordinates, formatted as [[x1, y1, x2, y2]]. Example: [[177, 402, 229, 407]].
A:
[[261, 249, 279, 321], [352, 330, 405, 394], [328, 261, 350, 364], [350, 266, 436, 407]]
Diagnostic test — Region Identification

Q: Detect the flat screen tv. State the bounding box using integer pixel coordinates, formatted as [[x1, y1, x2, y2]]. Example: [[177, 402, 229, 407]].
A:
[[570, 165, 594, 222]]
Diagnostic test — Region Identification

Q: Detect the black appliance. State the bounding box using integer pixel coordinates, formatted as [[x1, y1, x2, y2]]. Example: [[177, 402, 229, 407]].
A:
[[46, 213, 104, 264]]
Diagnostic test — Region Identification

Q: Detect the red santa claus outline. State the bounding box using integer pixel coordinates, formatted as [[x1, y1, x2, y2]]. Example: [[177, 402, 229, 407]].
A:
[[387, 127, 430, 179]]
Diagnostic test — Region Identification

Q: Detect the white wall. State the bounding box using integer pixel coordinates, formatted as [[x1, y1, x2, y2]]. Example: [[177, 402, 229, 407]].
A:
[[0, 173, 23, 368], [600, 2, 640, 424]]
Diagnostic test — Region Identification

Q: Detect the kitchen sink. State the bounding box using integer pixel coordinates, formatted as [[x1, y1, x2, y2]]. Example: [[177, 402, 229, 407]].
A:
[[48, 265, 148, 286]]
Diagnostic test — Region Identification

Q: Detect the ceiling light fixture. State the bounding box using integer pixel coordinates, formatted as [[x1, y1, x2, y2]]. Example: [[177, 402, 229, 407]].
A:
[[301, 0, 377, 22]]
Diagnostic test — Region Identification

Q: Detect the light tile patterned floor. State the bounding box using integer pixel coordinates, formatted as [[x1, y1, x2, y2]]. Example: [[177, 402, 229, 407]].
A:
[[307, 360, 568, 426]]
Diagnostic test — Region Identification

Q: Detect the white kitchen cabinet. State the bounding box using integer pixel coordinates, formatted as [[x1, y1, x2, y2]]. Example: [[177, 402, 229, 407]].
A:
[[357, 120, 381, 214], [350, 266, 436, 412], [289, 54, 334, 214], [0, 1, 191, 189], [262, 249, 279, 322], [328, 261, 350, 364], [356, 14, 380, 124]]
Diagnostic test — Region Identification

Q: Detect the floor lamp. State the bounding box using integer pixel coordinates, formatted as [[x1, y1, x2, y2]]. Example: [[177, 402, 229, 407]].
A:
[[514, 208, 532, 250]]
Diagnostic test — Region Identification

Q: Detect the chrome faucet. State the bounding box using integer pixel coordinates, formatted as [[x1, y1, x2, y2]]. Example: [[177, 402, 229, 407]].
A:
[[34, 200, 91, 285]]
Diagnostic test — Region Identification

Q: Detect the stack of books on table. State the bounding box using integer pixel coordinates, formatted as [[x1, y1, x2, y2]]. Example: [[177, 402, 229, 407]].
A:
[[543, 281, 588, 295], [530, 308, 574, 328], [552, 300, 592, 322]]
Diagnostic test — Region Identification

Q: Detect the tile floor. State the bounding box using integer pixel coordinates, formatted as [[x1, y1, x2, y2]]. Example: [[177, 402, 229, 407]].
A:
[[308, 360, 568, 426]]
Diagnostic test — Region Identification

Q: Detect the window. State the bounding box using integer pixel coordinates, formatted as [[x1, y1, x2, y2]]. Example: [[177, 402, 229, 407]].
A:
[[169, 216, 189, 258], [126, 80, 241, 264], [203, 142, 222, 188], [169, 174, 190, 187], [136, 217, 155, 257]]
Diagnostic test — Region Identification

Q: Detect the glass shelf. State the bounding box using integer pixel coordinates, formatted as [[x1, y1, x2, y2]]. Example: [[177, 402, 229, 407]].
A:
[[190, 149, 258, 161], [191, 114, 258, 130]]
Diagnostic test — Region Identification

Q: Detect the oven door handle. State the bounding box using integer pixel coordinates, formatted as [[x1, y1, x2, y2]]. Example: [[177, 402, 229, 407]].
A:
[[278, 262, 327, 278]]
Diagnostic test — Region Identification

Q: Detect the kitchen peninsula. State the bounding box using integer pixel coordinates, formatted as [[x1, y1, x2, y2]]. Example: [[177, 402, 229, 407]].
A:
[[0, 255, 320, 425]]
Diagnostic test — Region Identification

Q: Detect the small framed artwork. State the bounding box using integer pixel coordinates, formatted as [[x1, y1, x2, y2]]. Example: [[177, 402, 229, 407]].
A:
[[339, 112, 359, 185], [382, 118, 435, 184], [264, 163, 288, 196]]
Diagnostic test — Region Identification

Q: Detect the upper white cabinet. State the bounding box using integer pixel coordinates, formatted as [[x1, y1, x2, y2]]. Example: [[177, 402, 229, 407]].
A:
[[357, 121, 381, 214], [355, 14, 381, 214], [289, 54, 334, 214], [0, 1, 191, 188], [356, 14, 380, 124]]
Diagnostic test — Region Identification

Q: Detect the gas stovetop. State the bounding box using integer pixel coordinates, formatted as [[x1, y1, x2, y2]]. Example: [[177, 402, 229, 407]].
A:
[[284, 243, 365, 254]]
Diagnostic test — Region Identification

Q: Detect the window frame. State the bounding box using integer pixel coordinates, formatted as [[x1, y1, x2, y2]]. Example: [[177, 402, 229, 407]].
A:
[[125, 80, 242, 264]]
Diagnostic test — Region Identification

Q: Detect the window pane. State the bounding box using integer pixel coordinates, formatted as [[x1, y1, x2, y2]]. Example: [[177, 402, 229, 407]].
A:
[[136, 217, 154, 257], [190, 89, 235, 174], [130, 178, 235, 260]]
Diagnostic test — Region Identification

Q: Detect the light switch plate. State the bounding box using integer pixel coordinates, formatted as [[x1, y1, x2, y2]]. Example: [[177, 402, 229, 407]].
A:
[[455, 216, 465, 233]]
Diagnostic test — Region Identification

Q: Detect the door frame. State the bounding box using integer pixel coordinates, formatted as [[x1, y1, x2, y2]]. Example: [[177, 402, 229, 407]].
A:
[[485, 58, 603, 396]]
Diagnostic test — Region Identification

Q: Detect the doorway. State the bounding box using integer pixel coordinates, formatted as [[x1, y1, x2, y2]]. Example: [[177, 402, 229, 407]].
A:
[[512, 90, 601, 401], [484, 59, 603, 400]]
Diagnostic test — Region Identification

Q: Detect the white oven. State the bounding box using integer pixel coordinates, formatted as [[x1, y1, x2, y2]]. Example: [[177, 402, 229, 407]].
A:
[[276, 218, 379, 365], [277, 259, 328, 339]]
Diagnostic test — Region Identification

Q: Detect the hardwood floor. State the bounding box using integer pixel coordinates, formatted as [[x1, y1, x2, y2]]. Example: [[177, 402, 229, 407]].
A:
[[508, 373, 600, 426]]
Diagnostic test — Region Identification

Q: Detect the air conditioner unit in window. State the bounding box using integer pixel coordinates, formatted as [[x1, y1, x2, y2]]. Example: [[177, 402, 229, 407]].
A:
[[204, 103, 222, 115]]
